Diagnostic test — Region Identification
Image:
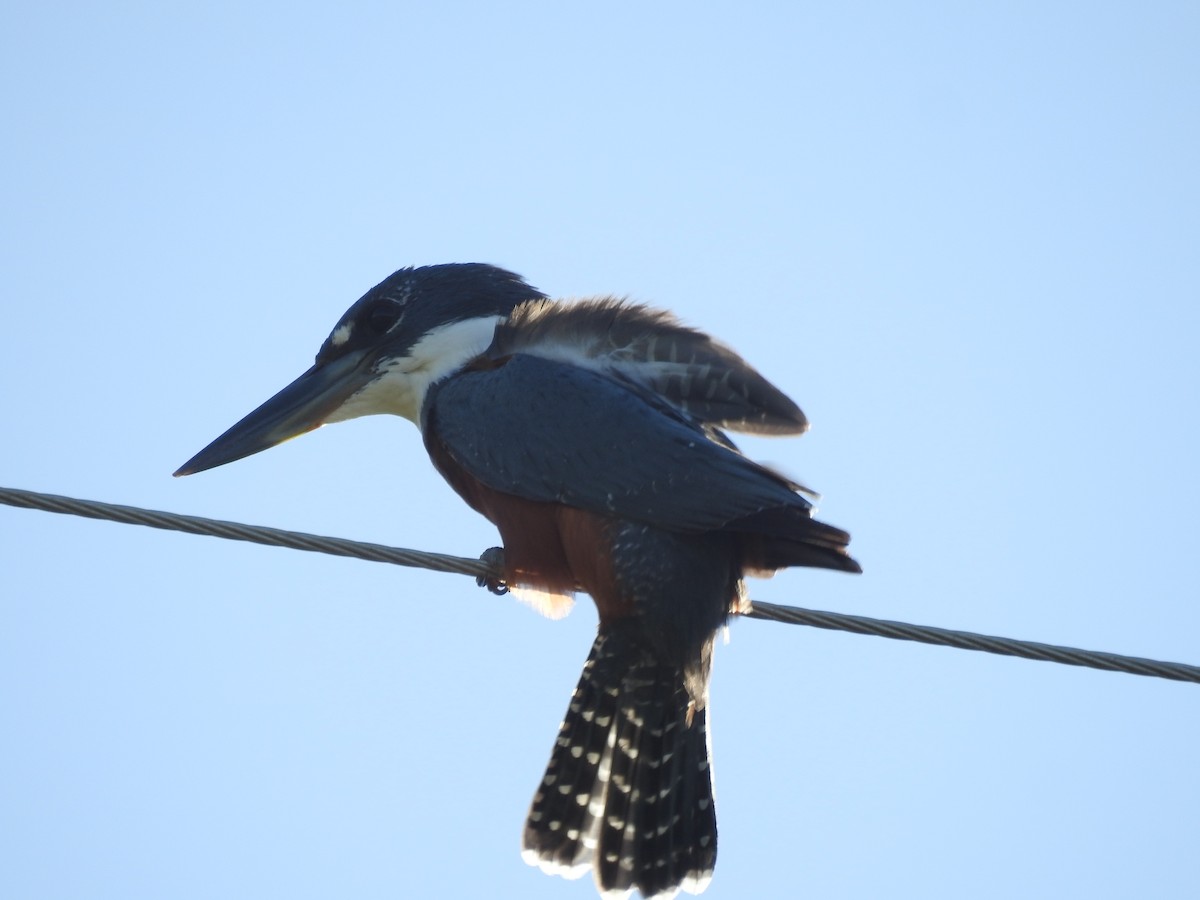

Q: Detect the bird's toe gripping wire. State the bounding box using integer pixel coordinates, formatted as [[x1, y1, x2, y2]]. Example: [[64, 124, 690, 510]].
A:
[[477, 546, 509, 595]]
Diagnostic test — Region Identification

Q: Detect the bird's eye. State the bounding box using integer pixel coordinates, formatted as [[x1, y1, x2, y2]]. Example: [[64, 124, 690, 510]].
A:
[[367, 299, 403, 334]]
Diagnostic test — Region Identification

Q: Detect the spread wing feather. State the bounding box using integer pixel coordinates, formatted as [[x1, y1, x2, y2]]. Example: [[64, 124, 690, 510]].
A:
[[489, 298, 808, 435]]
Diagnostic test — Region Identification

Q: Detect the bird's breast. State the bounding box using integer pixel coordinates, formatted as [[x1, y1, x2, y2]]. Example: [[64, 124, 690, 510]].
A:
[[423, 425, 634, 621]]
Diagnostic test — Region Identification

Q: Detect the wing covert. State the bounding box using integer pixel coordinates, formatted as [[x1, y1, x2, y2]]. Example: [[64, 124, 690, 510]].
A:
[[424, 354, 813, 533]]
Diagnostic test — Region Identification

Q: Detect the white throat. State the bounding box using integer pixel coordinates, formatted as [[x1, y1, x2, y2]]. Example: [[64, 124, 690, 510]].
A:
[[325, 315, 502, 428]]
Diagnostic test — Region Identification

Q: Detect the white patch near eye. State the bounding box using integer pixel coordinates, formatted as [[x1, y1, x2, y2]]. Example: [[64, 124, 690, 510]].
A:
[[324, 315, 503, 428], [330, 322, 354, 347]]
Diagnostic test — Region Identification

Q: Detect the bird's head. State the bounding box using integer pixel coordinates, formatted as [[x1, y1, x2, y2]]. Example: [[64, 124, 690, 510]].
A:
[[175, 263, 545, 476]]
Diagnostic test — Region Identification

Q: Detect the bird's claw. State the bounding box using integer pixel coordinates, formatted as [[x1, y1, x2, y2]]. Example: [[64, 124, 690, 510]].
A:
[[477, 546, 509, 595]]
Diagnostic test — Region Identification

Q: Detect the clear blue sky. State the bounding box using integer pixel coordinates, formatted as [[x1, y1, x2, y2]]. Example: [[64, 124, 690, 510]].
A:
[[3, 3, 1198, 899]]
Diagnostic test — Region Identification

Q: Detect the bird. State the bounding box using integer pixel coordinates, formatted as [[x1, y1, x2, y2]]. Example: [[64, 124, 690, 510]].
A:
[[175, 263, 860, 899]]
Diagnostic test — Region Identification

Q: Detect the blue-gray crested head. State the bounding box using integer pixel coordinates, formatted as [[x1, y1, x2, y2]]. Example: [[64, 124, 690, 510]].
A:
[[315, 263, 546, 365], [173, 263, 548, 476]]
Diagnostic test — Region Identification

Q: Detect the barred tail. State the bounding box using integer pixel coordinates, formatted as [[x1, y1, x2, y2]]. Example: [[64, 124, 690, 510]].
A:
[[522, 626, 717, 899]]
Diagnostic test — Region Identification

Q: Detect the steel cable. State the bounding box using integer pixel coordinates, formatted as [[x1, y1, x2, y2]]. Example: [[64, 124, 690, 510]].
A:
[[3, 485, 1197, 685]]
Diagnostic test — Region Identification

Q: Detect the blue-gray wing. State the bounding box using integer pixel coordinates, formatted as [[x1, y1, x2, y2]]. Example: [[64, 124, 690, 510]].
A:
[[424, 354, 814, 533]]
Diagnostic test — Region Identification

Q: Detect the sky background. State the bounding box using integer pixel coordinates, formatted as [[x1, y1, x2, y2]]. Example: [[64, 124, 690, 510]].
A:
[[2, 3, 1198, 899]]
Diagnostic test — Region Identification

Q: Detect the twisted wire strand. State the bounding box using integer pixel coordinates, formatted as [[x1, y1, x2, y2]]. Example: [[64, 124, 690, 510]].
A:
[[0, 486, 487, 578], [746, 601, 1200, 684], [3, 485, 1197, 685]]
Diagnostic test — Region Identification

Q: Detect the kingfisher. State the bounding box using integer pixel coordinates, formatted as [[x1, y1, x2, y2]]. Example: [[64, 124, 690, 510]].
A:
[[175, 263, 860, 899]]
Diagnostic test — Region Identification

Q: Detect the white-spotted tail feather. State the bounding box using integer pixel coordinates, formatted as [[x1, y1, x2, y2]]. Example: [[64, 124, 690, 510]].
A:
[[523, 628, 717, 900]]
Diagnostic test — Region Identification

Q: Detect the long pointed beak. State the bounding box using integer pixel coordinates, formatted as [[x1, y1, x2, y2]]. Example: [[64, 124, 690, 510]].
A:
[[174, 350, 373, 476]]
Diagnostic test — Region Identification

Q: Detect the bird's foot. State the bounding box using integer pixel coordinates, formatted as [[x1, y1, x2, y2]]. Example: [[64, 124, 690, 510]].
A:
[[477, 546, 509, 595]]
